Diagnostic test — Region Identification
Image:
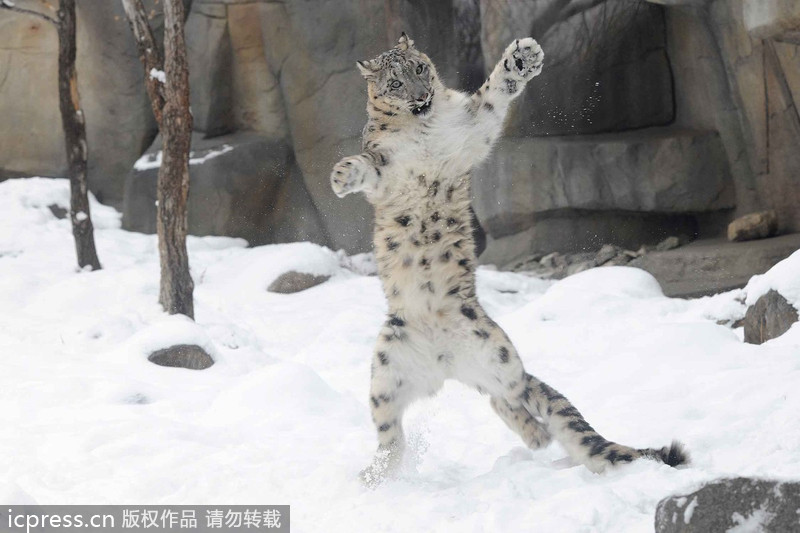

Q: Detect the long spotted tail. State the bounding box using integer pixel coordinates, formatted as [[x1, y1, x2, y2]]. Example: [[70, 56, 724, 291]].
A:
[[520, 374, 689, 473]]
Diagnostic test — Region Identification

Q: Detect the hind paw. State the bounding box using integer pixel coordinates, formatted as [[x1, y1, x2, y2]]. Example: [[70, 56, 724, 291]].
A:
[[522, 424, 552, 450], [359, 445, 403, 488]]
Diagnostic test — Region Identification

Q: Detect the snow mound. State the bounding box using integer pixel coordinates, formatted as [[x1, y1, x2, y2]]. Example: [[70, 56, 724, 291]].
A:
[[548, 266, 664, 299], [202, 241, 343, 292], [744, 249, 800, 307], [0, 176, 121, 233], [206, 361, 359, 428], [523, 266, 664, 321]]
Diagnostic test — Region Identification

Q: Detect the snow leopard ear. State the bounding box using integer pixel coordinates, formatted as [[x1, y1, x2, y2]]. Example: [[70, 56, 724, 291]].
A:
[[357, 59, 379, 79], [396, 32, 415, 51]]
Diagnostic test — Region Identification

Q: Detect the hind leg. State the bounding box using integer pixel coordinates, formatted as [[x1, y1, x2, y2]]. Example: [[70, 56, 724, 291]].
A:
[[361, 365, 413, 487], [490, 396, 551, 450], [451, 316, 552, 450], [361, 325, 442, 486], [453, 313, 688, 472], [482, 348, 552, 450]]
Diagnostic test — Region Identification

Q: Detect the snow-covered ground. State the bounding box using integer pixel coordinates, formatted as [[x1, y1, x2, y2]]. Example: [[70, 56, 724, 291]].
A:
[[1, 178, 799, 532]]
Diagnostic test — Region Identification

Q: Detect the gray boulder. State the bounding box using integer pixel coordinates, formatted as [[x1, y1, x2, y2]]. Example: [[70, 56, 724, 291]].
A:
[[473, 130, 733, 257], [122, 132, 328, 246], [268, 272, 331, 294], [743, 289, 799, 344], [475, 130, 734, 220], [655, 477, 800, 532], [728, 210, 779, 242], [148, 344, 214, 370]]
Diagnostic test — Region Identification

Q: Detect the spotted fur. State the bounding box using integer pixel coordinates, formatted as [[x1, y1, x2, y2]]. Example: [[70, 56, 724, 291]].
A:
[[332, 34, 687, 486]]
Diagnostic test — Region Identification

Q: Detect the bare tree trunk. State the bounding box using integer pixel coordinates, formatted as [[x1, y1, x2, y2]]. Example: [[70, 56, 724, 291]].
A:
[[57, 0, 101, 270], [157, 0, 194, 318], [121, 0, 195, 318], [2, 0, 101, 270]]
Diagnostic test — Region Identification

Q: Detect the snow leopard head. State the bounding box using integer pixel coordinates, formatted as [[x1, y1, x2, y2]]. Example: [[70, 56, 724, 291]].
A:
[[357, 33, 438, 117]]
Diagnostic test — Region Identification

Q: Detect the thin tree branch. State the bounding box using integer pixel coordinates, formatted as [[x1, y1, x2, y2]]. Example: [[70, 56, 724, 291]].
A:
[[0, 2, 58, 25], [121, 0, 165, 126]]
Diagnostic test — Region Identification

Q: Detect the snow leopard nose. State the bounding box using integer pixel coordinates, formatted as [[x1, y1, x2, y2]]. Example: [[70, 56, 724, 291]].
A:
[[416, 93, 430, 102]]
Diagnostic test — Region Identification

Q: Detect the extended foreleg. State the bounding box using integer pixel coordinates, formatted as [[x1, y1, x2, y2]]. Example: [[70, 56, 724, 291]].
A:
[[330, 150, 384, 198], [457, 38, 544, 167], [468, 38, 543, 124]]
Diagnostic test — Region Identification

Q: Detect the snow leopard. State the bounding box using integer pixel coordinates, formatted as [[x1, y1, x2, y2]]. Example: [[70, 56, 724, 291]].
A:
[[330, 33, 688, 485]]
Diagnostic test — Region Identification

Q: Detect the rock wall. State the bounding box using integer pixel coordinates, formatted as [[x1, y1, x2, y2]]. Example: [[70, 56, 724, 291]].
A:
[[475, 0, 800, 262], [662, 0, 800, 236], [0, 0, 160, 204], [710, 0, 800, 234], [1, 0, 799, 262]]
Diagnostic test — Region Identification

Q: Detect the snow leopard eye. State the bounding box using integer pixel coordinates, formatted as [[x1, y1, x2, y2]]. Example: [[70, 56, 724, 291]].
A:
[[389, 80, 403, 89], [416, 64, 425, 75]]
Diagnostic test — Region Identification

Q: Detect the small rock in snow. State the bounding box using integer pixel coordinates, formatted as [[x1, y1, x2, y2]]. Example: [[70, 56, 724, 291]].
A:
[[148, 344, 214, 370], [743, 289, 798, 344], [268, 271, 331, 294], [48, 204, 68, 219]]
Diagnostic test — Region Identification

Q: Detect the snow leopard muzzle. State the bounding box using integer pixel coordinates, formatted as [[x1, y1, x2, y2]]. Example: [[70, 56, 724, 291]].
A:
[[411, 93, 433, 116]]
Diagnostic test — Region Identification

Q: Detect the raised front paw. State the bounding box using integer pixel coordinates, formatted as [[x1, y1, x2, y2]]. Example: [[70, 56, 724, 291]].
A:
[[330, 156, 368, 198], [503, 37, 544, 80]]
